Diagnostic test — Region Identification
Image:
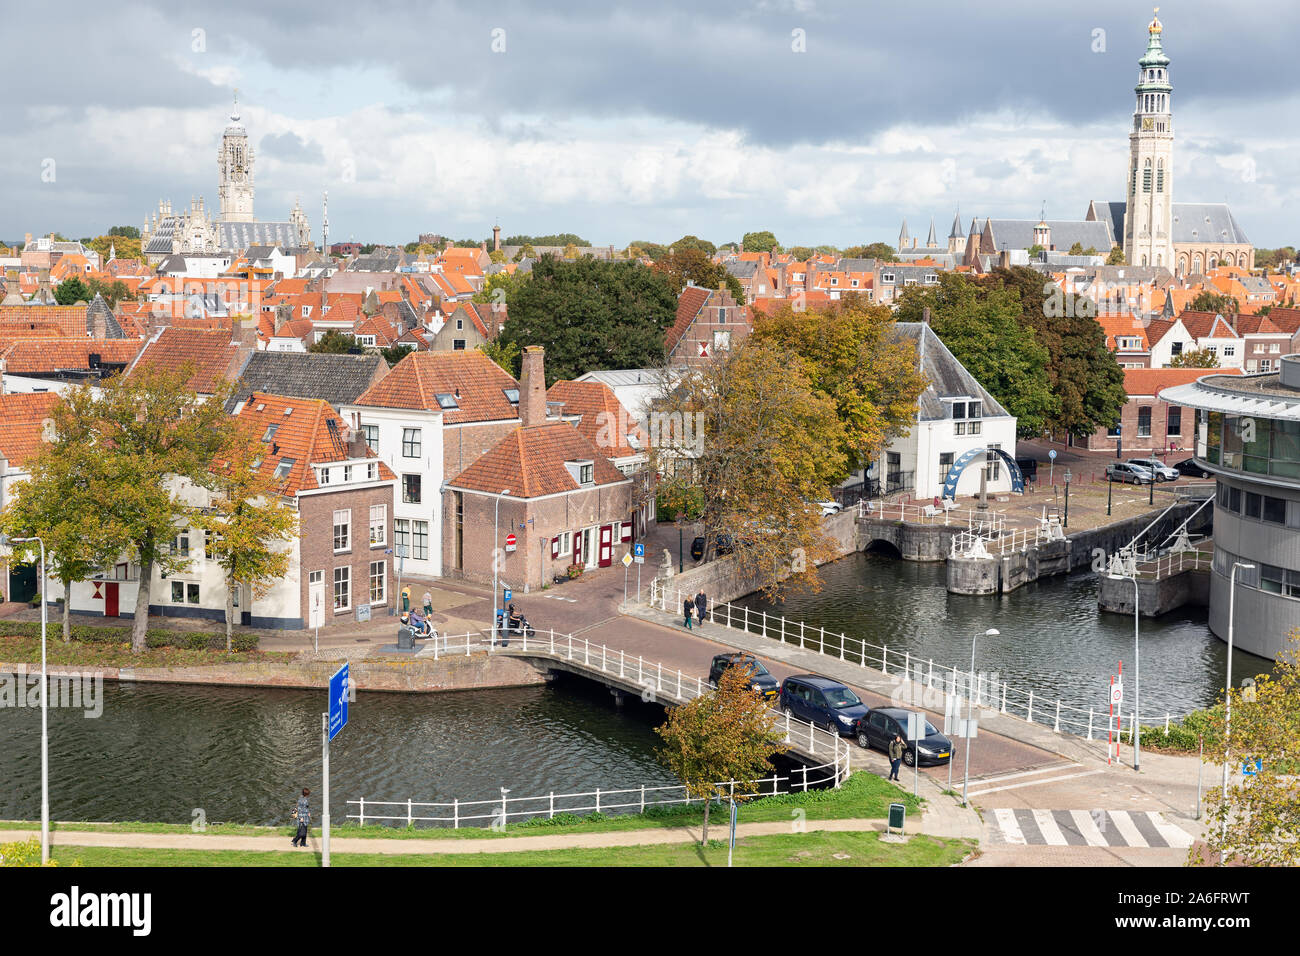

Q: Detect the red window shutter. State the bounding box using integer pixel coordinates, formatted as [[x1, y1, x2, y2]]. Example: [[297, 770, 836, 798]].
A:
[[621, 522, 632, 543], [551, 536, 559, 560]]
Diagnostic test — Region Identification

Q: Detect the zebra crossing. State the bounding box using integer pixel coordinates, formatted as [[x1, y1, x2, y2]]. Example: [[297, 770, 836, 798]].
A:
[[990, 808, 1194, 848]]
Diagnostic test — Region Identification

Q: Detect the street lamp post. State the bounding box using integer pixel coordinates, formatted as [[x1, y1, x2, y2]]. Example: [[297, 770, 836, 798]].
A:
[[1222, 560, 1255, 854], [490, 488, 511, 646], [1107, 570, 1142, 771], [1, 533, 48, 864], [1063, 470, 1072, 528], [1107, 472, 1113, 516], [962, 627, 999, 808]]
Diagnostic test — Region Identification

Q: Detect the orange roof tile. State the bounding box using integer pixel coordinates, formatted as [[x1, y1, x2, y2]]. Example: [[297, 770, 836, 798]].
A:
[[447, 422, 630, 498], [1125, 366, 1240, 397], [0, 392, 60, 467], [131, 327, 243, 394], [352, 350, 520, 424], [546, 380, 647, 459], [1, 339, 143, 375]]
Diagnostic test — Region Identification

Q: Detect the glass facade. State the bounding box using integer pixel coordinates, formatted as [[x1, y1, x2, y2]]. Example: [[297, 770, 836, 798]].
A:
[[1201, 409, 1300, 479]]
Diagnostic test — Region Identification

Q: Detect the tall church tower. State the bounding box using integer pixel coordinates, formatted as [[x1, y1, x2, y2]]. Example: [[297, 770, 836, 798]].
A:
[[217, 94, 255, 223], [1123, 10, 1174, 269]]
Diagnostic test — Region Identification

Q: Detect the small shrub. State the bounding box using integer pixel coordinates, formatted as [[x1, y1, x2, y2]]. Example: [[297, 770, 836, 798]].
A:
[[0, 837, 63, 867]]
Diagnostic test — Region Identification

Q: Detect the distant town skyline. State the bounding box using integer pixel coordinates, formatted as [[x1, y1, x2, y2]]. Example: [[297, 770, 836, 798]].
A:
[[2, 1, 1295, 248]]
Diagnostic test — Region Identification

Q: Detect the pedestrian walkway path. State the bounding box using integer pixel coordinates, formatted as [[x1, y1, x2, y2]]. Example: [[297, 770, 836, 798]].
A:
[[988, 808, 1193, 848]]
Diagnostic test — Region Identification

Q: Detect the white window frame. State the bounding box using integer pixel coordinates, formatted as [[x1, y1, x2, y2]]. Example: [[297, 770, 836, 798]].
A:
[[369, 560, 386, 605], [369, 504, 387, 546], [333, 509, 351, 553], [558, 531, 571, 557], [333, 566, 351, 611]]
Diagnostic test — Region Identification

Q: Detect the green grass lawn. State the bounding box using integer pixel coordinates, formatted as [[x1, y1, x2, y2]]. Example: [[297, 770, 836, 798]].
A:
[[50, 831, 972, 868], [0, 634, 293, 668], [3, 772, 919, 841]]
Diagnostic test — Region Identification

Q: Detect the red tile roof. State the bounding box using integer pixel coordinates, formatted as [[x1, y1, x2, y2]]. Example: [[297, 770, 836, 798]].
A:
[[0, 305, 87, 338], [1125, 366, 1240, 397], [131, 327, 243, 394], [0, 392, 60, 467], [351, 349, 521, 424], [667, 286, 712, 351], [447, 422, 630, 497], [235, 392, 395, 497], [546, 380, 647, 459], [0, 338, 144, 375]]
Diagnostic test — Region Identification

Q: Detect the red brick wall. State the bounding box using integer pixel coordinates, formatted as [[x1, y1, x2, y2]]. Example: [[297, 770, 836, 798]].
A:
[[444, 420, 519, 480], [298, 483, 396, 624], [669, 289, 750, 366], [1083, 396, 1196, 456], [445, 482, 635, 590]]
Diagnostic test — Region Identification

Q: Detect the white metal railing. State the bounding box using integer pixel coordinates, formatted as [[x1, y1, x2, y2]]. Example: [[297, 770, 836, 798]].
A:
[[347, 759, 846, 829], [1132, 549, 1213, 579], [647, 579, 1192, 741], [857, 499, 1009, 530]]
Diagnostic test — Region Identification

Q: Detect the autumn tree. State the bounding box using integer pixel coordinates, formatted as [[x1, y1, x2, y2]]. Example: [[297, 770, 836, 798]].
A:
[[650, 341, 848, 596], [85, 277, 134, 308], [477, 338, 521, 378], [57, 367, 236, 651], [197, 431, 297, 649], [472, 269, 527, 305], [0, 440, 127, 643], [1106, 246, 1126, 265], [655, 664, 790, 844], [1169, 347, 1220, 369], [653, 246, 746, 305], [1189, 290, 1240, 315], [749, 298, 926, 473], [1192, 631, 1300, 867]]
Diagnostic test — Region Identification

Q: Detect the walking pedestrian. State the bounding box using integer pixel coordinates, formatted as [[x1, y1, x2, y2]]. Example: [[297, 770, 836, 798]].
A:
[[682, 597, 694, 630], [422, 591, 433, 618], [694, 590, 708, 627], [887, 735, 905, 782], [291, 787, 311, 847]]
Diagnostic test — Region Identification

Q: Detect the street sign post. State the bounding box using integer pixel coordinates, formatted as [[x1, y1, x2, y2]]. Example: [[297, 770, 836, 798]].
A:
[[728, 799, 737, 867], [621, 552, 633, 606], [906, 711, 924, 796], [633, 542, 645, 602], [323, 663, 349, 868], [1049, 448, 1057, 485], [504, 533, 517, 553]]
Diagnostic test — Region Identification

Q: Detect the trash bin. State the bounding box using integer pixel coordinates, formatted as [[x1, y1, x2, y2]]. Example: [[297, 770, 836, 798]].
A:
[[401, 586, 410, 612], [888, 802, 906, 833]]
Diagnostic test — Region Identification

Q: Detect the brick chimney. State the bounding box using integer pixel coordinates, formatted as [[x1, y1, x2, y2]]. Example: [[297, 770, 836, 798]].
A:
[[520, 345, 546, 427]]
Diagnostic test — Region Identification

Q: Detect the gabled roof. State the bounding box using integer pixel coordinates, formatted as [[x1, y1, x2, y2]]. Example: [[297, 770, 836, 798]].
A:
[[130, 327, 245, 394], [229, 351, 389, 411], [667, 286, 713, 350], [1096, 314, 1149, 351], [1176, 310, 1240, 340], [0, 338, 143, 376], [447, 421, 630, 498], [894, 323, 1011, 421], [0, 392, 60, 467], [546, 379, 647, 459], [234, 392, 394, 497], [351, 349, 520, 424]]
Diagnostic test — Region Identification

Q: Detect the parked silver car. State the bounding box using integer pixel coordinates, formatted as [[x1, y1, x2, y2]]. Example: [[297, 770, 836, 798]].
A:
[[1107, 462, 1154, 484], [1126, 457, 1179, 481]]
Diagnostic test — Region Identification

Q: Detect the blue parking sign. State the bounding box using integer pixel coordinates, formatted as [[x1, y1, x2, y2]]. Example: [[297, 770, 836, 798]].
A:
[[503, 588, 512, 603], [328, 663, 349, 741]]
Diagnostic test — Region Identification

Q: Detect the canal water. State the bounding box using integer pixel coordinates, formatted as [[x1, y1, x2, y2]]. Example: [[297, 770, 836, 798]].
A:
[[737, 551, 1271, 721], [0, 674, 678, 829]]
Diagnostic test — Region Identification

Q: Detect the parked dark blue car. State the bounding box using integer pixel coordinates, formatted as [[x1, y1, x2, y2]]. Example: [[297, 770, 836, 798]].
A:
[[779, 674, 869, 737]]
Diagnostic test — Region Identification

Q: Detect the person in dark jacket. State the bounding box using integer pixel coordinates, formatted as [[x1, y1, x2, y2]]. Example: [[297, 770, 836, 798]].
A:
[[694, 590, 708, 627], [887, 735, 905, 781], [291, 787, 311, 847], [682, 598, 694, 630]]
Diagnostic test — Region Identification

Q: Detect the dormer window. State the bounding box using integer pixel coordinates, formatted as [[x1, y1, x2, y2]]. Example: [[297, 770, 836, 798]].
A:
[[262, 424, 278, 442], [435, 393, 459, 410], [274, 458, 295, 479], [565, 460, 595, 486], [502, 388, 520, 405], [318, 466, 331, 485]]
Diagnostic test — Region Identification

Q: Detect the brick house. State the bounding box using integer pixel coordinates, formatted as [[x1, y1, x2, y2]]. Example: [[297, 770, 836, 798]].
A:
[[428, 302, 505, 352], [1082, 367, 1240, 456], [342, 349, 523, 578], [667, 284, 750, 366], [444, 346, 634, 591], [54, 393, 397, 628]]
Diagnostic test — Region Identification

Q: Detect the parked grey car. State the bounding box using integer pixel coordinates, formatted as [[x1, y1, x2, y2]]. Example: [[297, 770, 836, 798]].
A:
[[1126, 457, 1179, 481], [1107, 461, 1154, 484]]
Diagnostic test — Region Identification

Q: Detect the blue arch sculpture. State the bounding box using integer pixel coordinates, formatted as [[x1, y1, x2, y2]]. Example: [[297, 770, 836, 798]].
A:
[[941, 446, 1024, 500]]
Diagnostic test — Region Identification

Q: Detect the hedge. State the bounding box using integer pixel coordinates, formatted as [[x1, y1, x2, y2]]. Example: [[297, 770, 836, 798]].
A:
[[0, 620, 259, 652]]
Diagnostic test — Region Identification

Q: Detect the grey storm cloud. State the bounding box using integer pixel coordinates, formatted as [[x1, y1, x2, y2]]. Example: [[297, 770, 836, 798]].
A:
[[259, 131, 325, 163]]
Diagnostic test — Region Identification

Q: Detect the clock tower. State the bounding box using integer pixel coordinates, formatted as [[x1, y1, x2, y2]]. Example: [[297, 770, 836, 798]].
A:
[[1123, 10, 1174, 269], [217, 94, 255, 223]]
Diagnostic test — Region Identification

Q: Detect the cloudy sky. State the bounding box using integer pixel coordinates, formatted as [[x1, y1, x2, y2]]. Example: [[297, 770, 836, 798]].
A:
[[3, 0, 1296, 249]]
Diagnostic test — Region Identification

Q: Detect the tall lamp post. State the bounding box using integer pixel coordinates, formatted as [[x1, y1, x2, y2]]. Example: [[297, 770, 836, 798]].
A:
[[962, 627, 999, 808], [1222, 560, 1255, 853], [490, 488, 511, 645], [1, 533, 48, 864], [1107, 569, 1142, 770], [1063, 470, 1072, 528]]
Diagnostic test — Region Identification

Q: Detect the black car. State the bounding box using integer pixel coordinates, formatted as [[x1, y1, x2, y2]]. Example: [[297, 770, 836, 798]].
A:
[[1173, 457, 1212, 479], [779, 674, 870, 737], [690, 536, 706, 562], [857, 707, 953, 767], [709, 653, 780, 701]]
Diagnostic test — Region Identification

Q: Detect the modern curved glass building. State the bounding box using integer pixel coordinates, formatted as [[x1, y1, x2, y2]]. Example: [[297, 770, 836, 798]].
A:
[[1161, 356, 1300, 661]]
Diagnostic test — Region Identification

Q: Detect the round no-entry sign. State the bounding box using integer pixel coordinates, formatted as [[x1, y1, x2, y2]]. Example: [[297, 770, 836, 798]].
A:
[[505, 533, 517, 552], [1112, 684, 1123, 704]]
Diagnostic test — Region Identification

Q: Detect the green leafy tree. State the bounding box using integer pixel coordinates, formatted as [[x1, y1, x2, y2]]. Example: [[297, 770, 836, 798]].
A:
[[473, 269, 528, 306], [787, 246, 816, 261], [53, 276, 90, 305], [54, 367, 235, 651], [1189, 290, 1240, 315], [1192, 631, 1300, 867], [380, 344, 414, 367], [197, 431, 297, 650], [505, 233, 590, 248], [668, 235, 716, 257], [477, 338, 521, 378], [653, 246, 745, 304], [742, 230, 780, 254], [651, 342, 848, 597], [985, 266, 1127, 439], [1026, 244, 1045, 259], [750, 299, 927, 474], [307, 330, 361, 354], [107, 226, 141, 239], [655, 663, 791, 844], [85, 277, 134, 308], [630, 240, 667, 261], [0, 439, 127, 643], [497, 255, 676, 383], [895, 273, 1058, 437], [1106, 246, 1126, 265], [512, 243, 536, 263], [841, 242, 898, 262], [1169, 347, 1220, 369], [1068, 242, 1084, 255]]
